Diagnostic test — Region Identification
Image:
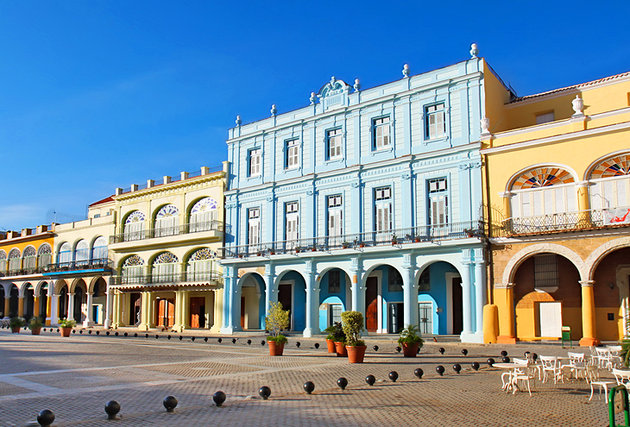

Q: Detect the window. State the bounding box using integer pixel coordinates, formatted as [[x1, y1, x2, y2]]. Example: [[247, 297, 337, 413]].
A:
[[534, 254, 558, 289], [328, 270, 341, 293], [326, 128, 342, 160], [58, 243, 72, 266], [373, 116, 390, 150], [418, 268, 430, 292], [74, 240, 89, 265], [22, 246, 36, 272], [187, 248, 215, 282], [37, 244, 52, 270], [152, 252, 179, 283], [121, 255, 144, 284], [247, 208, 261, 249], [123, 211, 146, 241], [91, 237, 108, 262], [190, 197, 218, 232], [327, 195, 343, 245], [425, 103, 446, 139], [374, 187, 392, 241], [388, 267, 403, 292], [285, 202, 299, 249], [285, 139, 300, 169], [248, 148, 261, 177], [535, 111, 555, 124], [155, 204, 179, 237], [428, 178, 448, 227], [0, 251, 6, 274]]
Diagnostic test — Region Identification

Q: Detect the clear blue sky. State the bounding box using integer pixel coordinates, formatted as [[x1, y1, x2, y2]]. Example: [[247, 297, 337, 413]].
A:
[[1, 1, 629, 231]]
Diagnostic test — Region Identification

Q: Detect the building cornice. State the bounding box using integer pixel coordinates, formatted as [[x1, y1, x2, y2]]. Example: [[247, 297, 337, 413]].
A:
[[114, 172, 225, 202]]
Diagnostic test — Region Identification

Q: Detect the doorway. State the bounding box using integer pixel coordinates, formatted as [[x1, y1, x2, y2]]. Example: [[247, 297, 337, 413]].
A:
[[451, 277, 463, 335], [418, 302, 433, 334], [278, 283, 292, 330], [365, 277, 378, 332], [388, 302, 403, 333], [156, 298, 175, 328], [130, 293, 141, 326], [189, 297, 205, 328]]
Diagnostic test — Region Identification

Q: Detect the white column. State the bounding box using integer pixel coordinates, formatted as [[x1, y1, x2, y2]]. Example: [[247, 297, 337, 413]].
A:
[[474, 260, 486, 335], [104, 285, 113, 329], [303, 263, 319, 337], [50, 293, 59, 325], [83, 292, 94, 327], [67, 292, 75, 321], [461, 261, 473, 336], [264, 264, 276, 318], [350, 257, 364, 314], [221, 266, 236, 334], [402, 265, 418, 328]]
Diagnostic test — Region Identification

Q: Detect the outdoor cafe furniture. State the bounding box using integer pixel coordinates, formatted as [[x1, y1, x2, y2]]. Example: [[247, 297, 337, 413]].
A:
[[612, 368, 630, 389], [539, 356, 564, 384], [586, 365, 615, 402], [595, 347, 622, 370], [496, 359, 534, 396], [564, 352, 587, 380]]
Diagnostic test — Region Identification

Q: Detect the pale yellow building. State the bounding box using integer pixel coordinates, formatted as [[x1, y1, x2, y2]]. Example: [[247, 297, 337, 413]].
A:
[[481, 70, 630, 345]]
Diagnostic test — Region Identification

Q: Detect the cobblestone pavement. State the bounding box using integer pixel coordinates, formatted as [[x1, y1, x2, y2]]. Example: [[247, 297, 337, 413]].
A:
[[0, 328, 612, 426]]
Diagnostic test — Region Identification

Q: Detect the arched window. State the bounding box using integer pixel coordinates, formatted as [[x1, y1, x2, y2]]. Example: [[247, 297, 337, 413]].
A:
[[8, 248, 21, 273], [37, 244, 52, 270], [123, 211, 146, 241], [189, 197, 218, 232], [186, 248, 216, 281], [0, 250, 6, 274], [121, 255, 144, 284], [152, 252, 179, 283], [510, 167, 577, 219], [75, 240, 89, 265], [588, 153, 630, 224], [58, 242, 72, 266], [22, 246, 37, 272], [155, 204, 179, 237], [91, 236, 108, 262]]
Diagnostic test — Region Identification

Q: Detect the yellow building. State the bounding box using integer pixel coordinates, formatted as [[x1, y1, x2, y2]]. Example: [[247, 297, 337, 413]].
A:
[[108, 164, 227, 332], [481, 70, 630, 345], [0, 226, 55, 322]]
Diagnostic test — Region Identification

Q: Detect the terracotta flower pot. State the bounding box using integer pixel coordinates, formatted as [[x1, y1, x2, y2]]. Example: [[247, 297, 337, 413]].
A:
[[268, 340, 285, 356], [346, 345, 367, 363], [31, 327, 41, 335], [401, 342, 419, 357], [334, 341, 347, 357], [326, 339, 336, 353], [11, 326, 21, 334], [60, 327, 72, 337]]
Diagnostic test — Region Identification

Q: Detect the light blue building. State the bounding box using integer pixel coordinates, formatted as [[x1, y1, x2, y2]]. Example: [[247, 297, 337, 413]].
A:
[[221, 48, 488, 343]]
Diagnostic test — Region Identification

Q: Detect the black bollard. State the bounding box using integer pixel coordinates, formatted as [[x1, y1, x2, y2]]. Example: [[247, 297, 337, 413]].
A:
[[436, 365, 445, 376], [247, 339, 252, 345], [373, 345, 379, 352], [145, 333, 149, 338], [414, 368, 424, 379], [168, 335, 172, 340], [388, 371, 399, 382], [472, 362, 480, 371], [232, 338, 237, 344], [105, 400, 120, 420], [261, 340, 266, 346], [314, 343, 320, 349], [163, 396, 178, 413], [218, 338, 222, 343], [395, 346, 401, 353], [259, 386, 271, 400], [89, 330, 92, 334], [337, 377, 348, 391], [296, 341, 301, 348], [114, 332, 118, 336], [365, 375, 376, 386], [80, 330, 83, 334], [155, 334, 159, 339], [37, 409, 55, 427], [96, 330, 100, 335], [500, 350, 508, 357], [438, 347, 445, 354], [502, 356, 510, 363], [303, 381, 315, 394], [204, 337, 208, 342], [105, 331, 109, 336], [213, 391, 226, 407], [461, 349, 468, 356], [487, 358, 495, 367], [453, 363, 462, 374], [191, 337, 195, 342], [179, 336, 183, 341]]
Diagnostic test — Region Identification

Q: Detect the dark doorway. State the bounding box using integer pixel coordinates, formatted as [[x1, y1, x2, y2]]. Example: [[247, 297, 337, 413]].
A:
[[388, 302, 404, 333], [130, 293, 141, 325], [190, 297, 205, 328], [278, 284, 292, 330], [59, 287, 68, 319], [452, 277, 463, 335], [39, 286, 47, 320], [156, 298, 175, 328], [74, 287, 84, 322], [24, 287, 34, 322], [0, 286, 4, 317], [365, 276, 378, 332], [240, 296, 245, 328], [9, 285, 19, 317]]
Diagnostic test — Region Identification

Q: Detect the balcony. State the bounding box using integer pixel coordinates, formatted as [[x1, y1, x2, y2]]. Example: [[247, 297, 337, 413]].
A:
[[44, 258, 113, 274], [222, 221, 482, 259], [492, 207, 630, 237], [109, 221, 224, 251], [111, 271, 223, 287]]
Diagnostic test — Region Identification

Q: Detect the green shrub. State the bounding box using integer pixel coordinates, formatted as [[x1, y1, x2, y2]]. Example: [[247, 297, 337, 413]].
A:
[[58, 318, 77, 328], [397, 325, 424, 349], [265, 301, 290, 342], [324, 322, 345, 342], [29, 316, 43, 329], [341, 311, 364, 347], [9, 317, 25, 328]]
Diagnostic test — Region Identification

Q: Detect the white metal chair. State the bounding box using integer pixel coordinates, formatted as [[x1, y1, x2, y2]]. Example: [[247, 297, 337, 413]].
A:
[[565, 352, 587, 380], [612, 368, 630, 389], [596, 347, 614, 370], [540, 356, 564, 384], [511, 358, 534, 396], [586, 365, 615, 401]]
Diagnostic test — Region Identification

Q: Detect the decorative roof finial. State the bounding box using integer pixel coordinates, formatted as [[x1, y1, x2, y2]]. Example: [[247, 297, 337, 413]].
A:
[[330, 76, 336, 86], [571, 95, 584, 117], [310, 92, 317, 105], [270, 104, 277, 116], [480, 117, 490, 136], [470, 43, 479, 59], [354, 78, 361, 92], [235, 115, 242, 126], [402, 64, 410, 78]]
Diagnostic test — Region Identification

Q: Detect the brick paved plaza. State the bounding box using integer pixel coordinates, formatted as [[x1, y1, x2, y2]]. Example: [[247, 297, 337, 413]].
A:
[[0, 329, 609, 426]]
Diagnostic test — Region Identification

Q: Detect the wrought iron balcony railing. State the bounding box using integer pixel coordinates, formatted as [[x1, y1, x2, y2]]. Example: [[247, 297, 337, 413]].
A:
[[110, 220, 224, 244], [491, 207, 630, 237], [111, 271, 223, 286], [45, 258, 113, 273], [222, 221, 483, 259]]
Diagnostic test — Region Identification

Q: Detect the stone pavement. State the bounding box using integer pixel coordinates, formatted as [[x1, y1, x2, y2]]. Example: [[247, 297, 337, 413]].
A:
[[0, 328, 613, 426]]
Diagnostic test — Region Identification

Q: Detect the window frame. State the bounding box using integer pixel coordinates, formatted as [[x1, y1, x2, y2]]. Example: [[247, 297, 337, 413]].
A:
[[326, 128, 343, 161], [284, 138, 300, 170], [248, 148, 262, 177], [247, 207, 261, 248], [372, 116, 391, 151], [427, 177, 449, 227], [424, 102, 447, 141]]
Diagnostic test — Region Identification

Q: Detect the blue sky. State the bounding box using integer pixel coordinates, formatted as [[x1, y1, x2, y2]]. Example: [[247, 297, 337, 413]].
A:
[[1, 1, 629, 230]]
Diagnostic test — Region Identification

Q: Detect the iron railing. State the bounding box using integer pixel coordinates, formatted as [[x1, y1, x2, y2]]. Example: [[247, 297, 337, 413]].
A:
[[111, 271, 223, 286], [222, 221, 483, 258], [110, 220, 224, 244], [491, 208, 630, 237], [45, 258, 113, 273]]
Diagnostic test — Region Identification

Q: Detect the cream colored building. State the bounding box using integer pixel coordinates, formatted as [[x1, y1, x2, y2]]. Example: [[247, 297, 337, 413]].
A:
[[108, 164, 227, 332]]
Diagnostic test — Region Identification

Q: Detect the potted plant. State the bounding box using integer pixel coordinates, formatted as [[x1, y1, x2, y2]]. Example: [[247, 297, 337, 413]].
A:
[[341, 311, 366, 363], [391, 234, 398, 245], [9, 317, 25, 333], [398, 325, 424, 357], [265, 301, 290, 356], [58, 318, 76, 337], [29, 316, 43, 335], [324, 322, 345, 354]]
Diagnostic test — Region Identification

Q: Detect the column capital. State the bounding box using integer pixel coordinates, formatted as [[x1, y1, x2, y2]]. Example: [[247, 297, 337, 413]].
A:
[[579, 280, 595, 287]]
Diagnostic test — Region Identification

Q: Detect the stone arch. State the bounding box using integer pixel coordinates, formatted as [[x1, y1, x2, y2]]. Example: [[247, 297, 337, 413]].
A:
[[19, 281, 34, 296], [415, 257, 466, 284], [54, 279, 69, 294], [585, 150, 630, 180], [236, 271, 265, 330], [316, 266, 352, 288], [88, 276, 107, 295], [69, 277, 88, 293], [586, 236, 630, 281], [506, 163, 578, 192], [502, 243, 586, 284], [119, 254, 145, 271], [34, 280, 49, 295]]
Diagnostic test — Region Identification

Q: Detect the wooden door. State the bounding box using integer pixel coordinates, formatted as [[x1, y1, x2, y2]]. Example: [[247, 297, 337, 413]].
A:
[[167, 299, 175, 327], [157, 299, 166, 327], [365, 277, 378, 332], [190, 297, 205, 328], [452, 277, 463, 335]]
